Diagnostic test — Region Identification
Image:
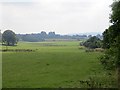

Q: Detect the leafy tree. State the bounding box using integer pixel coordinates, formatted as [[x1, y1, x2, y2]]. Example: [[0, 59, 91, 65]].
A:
[[82, 36, 102, 49], [41, 31, 47, 38], [2, 30, 17, 46], [100, 0, 120, 88]]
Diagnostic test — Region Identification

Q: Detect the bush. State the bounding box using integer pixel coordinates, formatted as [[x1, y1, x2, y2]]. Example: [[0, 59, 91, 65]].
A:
[[79, 74, 117, 88], [81, 36, 102, 49], [99, 48, 117, 70]]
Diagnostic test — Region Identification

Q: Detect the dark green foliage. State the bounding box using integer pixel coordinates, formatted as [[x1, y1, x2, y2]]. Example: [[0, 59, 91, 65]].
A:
[[82, 36, 102, 49], [110, 1, 120, 24], [2, 30, 17, 46], [100, 0, 120, 88], [102, 24, 120, 49], [102, 29, 110, 49], [101, 0, 120, 70], [100, 48, 117, 70]]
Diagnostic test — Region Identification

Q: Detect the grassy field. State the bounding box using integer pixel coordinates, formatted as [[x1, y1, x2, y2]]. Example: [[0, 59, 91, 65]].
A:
[[0, 43, 2, 89], [2, 41, 113, 88]]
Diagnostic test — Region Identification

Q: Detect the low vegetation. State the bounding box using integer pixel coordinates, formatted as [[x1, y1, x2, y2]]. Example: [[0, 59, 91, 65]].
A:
[[0, 49, 35, 52], [80, 36, 102, 49]]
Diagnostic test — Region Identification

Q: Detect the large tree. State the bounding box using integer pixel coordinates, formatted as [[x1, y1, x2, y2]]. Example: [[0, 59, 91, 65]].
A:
[[2, 30, 17, 46], [101, 0, 120, 88]]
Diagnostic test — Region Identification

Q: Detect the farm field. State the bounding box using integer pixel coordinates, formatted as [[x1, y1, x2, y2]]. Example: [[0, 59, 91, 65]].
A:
[[2, 41, 111, 88], [0, 43, 2, 89]]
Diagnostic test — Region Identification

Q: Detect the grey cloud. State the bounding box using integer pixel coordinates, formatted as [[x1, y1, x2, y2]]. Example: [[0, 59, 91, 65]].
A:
[[0, 0, 113, 34], [0, 0, 36, 2]]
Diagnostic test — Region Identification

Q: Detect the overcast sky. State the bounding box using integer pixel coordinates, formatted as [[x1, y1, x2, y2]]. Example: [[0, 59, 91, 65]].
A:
[[0, 0, 113, 35]]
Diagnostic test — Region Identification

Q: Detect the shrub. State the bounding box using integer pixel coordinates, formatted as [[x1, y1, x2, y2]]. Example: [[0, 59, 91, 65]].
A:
[[81, 36, 102, 49]]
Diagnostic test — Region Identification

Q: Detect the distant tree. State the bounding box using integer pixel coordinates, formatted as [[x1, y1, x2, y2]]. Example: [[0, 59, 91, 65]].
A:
[[96, 34, 102, 39], [41, 31, 47, 38], [22, 34, 44, 42], [48, 32, 55, 38], [88, 35, 92, 38], [82, 36, 102, 49], [2, 30, 17, 46], [0, 30, 2, 42]]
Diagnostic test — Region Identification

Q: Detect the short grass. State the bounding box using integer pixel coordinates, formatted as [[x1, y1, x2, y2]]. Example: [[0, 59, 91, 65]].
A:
[[2, 41, 107, 88], [0, 61, 1, 89]]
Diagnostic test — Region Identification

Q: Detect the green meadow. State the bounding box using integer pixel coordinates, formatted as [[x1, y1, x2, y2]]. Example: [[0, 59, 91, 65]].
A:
[[2, 41, 113, 88]]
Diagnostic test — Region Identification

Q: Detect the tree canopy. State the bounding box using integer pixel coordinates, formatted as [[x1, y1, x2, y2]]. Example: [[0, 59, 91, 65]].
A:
[[101, 0, 120, 69], [100, 0, 120, 88], [82, 36, 102, 49], [2, 30, 17, 46]]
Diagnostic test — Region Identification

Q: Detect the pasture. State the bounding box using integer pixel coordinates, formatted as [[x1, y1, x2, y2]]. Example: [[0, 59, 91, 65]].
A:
[[2, 41, 114, 88]]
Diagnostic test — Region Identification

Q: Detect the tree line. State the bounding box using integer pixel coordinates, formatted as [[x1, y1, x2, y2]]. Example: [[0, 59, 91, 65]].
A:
[[0, 30, 103, 45], [16, 31, 94, 42]]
